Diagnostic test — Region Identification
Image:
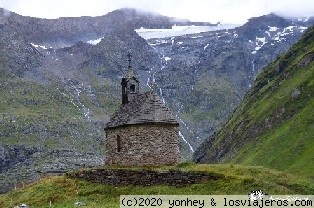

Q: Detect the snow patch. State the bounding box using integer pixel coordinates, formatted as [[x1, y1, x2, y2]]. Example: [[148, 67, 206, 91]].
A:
[[253, 36, 267, 53], [284, 26, 294, 31], [31, 43, 47, 50], [256, 37, 266, 45], [265, 31, 271, 37], [303, 17, 309, 22], [298, 17, 309, 22], [271, 25, 302, 42], [268, 26, 278, 31], [87, 37, 103, 45], [149, 39, 168, 46], [164, 57, 171, 62], [298, 26, 308, 32], [191, 35, 203, 39], [255, 46, 261, 51], [135, 24, 239, 39]]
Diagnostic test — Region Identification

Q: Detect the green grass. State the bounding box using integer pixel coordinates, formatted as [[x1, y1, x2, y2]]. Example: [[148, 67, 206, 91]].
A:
[[233, 96, 314, 178], [0, 164, 313, 208], [81, 66, 120, 118], [0, 74, 118, 151], [227, 33, 314, 177], [195, 27, 314, 179], [179, 74, 239, 125]]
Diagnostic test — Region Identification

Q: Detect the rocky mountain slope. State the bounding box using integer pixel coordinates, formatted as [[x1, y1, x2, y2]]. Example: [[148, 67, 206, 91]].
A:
[[0, 7, 313, 193], [0, 8, 164, 193], [193, 26, 314, 178], [146, 14, 313, 150]]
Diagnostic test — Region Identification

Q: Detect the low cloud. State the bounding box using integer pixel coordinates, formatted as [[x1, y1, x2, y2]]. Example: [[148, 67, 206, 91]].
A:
[[264, 0, 314, 18], [0, 0, 313, 23]]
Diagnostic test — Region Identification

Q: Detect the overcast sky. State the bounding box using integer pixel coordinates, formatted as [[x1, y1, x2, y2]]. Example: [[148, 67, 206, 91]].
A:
[[1, 0, 314, 24]]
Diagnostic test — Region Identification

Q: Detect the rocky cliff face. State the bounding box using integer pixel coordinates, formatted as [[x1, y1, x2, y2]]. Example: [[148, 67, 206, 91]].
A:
[[0, 7, 313, 193]]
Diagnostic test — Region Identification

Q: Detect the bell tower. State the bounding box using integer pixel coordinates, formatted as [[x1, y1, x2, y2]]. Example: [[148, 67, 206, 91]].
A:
[[121, 53, 140, 104]]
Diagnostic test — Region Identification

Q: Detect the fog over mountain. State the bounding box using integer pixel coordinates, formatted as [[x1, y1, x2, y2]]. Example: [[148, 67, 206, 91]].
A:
[[1, 0, 314, 23]]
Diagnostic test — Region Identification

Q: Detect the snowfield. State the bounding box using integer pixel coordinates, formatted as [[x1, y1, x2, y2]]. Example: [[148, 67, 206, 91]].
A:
[[135, 24, 239, 39], [87, 37, 103, 45]]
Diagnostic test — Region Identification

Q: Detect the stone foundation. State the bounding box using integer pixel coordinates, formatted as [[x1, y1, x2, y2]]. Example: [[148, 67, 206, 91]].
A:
[[68, 168, 223, 186]]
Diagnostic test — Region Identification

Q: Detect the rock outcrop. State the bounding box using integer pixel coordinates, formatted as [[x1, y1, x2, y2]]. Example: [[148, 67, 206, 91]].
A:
[[68, 168, 222, 186]]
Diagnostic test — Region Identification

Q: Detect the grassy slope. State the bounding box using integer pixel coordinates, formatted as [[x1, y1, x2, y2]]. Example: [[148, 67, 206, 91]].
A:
[[195, 27, 314, 178], [0, 164, 313, 208], [0, 77, 80, 146], [0, 69, 119, 150]]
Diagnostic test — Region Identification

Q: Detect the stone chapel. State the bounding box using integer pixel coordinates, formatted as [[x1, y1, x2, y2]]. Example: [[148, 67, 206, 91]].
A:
[[104, 54, 180, 166]]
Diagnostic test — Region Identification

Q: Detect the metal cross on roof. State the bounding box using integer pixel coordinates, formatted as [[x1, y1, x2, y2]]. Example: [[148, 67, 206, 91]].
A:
[[127, 53, 132, 67]]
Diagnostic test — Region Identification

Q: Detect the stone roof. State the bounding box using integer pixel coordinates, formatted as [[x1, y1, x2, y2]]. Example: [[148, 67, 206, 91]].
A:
[[105, 91, 179, 129]]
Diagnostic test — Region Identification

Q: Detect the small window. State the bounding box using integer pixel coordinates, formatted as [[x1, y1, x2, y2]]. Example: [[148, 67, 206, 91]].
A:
[[117, 135, 121, 152], [130, 84, 135, 92]]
